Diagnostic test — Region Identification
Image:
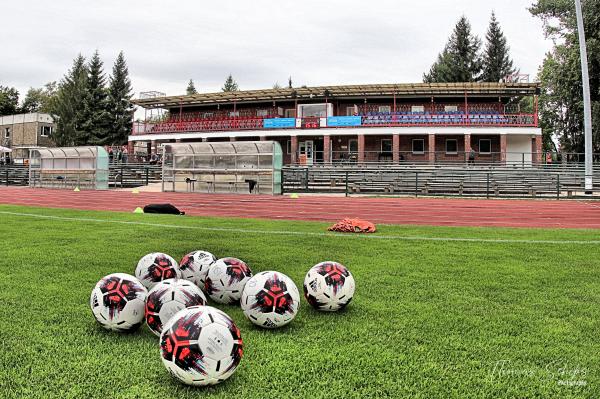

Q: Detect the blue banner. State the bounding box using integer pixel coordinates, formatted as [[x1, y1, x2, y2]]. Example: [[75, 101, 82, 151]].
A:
[[327, 116, 362, 127], [263, 118, 297, 129]]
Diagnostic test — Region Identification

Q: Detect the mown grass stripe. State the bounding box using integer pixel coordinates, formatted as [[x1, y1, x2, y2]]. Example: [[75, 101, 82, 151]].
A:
[[0, 210, 598, 245]]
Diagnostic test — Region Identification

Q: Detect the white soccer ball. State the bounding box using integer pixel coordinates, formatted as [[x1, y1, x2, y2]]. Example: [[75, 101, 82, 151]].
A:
[[160, 306, 243, 386], [145, 279, 207, 336], [90, 273, 148, 332], [303, 262, 355, 312], [179, 251, 217, 288], [204, 258, 253, 304], [135, 253, 181, 289], [241, 271, 300, 329]]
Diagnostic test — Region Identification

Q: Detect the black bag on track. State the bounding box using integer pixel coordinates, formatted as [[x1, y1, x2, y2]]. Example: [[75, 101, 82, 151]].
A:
[[143, 203, 185, 215]]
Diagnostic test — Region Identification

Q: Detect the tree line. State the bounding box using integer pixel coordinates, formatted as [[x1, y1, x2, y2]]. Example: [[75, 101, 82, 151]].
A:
[[531, 0, 600, 154], [424, 12, 516, 83], [0, 51, 134, 147]]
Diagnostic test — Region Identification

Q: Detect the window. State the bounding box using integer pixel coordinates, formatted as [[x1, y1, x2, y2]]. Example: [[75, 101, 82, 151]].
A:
[[298, 103, 332, 118], [479, 139, 492, 154], [285, 109, 296, 118], [446, 139, 458, 154], [412, 139, 425, 154], [444, 105, 458, 112], [4, 127, 10, 138], [378, 106, 391, 113], [40, 126, 53, 137], [411, 105, 425, 113], [257, 109, 269, 117], [346, 106, 357, 116], [286, 140, 292, 154], [381, 139, 392, 153]]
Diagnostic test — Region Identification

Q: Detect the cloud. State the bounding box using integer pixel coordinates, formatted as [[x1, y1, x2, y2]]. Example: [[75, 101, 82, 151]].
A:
[[0, 0, 552, 99]]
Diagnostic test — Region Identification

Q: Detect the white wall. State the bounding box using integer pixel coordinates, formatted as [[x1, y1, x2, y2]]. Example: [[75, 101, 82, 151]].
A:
[[506, 135, 533, 166], [0, 113, 54, 125]]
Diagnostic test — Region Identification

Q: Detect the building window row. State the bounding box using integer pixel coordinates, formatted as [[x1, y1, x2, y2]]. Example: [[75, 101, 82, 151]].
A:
[[285, 137, 494, 156]]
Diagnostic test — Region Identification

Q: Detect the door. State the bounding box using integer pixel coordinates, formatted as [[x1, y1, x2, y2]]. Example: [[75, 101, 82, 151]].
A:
[[299, 140, 314, 165], [348, 139, 358, 162]]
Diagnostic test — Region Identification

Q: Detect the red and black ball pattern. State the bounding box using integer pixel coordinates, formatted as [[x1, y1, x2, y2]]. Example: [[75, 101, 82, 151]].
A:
[[315, 262, 350, 295], [99, 275, 145, 319], [252, 274, 294, 315], [143, 254, 178, 283], [160, 310, 206, 375]]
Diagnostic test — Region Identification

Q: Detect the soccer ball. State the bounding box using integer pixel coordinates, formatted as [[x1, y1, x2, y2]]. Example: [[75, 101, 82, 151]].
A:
[[241, 271, 300, 329], [90, 273, 148, 332], [145, 279, 207, 336], [303, 262, 355, 312], [204, 258, 252, 304], [135, 253, 181, 289], [160, 306, 243, 386], [179, 251, 217, 288]]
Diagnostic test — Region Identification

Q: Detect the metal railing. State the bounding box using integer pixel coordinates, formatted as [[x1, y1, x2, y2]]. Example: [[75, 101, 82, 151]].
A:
[[282, 165, 600, 199], [0, 164, 162, 188], [291, 151, 600, 167], [131, 112, 538, 135]]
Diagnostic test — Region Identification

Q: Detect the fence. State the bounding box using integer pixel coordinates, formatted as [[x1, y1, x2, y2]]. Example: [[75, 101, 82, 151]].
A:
[[282, 165, 600, 199], [0, 164, 162, 188]]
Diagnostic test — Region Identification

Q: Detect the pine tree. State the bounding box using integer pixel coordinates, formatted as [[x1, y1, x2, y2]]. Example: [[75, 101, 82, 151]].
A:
[[52, 55, 88, 146], [423, 16, 482, 83], [81, 50, 111, 145], [107, 51, 134, 145], [222, 74, 239, 92], [186, 79, 197, 95], [481, 12, 516, 82], [288, 76, 293, 89]]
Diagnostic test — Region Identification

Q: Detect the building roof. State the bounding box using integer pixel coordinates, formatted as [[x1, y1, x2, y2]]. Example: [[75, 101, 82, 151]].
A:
[[132, 82, 540, 109]]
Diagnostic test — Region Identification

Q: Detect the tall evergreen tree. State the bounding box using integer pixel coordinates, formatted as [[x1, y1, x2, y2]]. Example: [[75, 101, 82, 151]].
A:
[[52, 55, 88, 146], [81, 51, 112, 145], [222, 74, 239, 92], [0, 86, 20, 116], [481, 12, 516, 82], [107, 51, 134, 145], [424, 16, 482, 83], [186, 79, 197, 95], [288, 76, 293, 89]]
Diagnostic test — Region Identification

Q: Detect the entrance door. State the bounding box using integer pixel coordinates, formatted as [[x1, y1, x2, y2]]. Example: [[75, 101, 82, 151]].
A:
[[348, 139, 358, 162], [299, 140, 314, 165]]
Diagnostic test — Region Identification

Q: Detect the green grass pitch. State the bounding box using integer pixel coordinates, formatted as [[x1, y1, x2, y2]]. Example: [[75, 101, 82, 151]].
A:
[[0, 204, 598, 398]]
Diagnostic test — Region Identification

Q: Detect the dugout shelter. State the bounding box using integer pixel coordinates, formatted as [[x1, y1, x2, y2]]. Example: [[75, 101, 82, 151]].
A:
[[29, 146, 109, 190], [162, 141, 283, 195]]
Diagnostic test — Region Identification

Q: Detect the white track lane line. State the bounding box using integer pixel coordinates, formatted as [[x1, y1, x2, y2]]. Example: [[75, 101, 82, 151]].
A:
[[0, 210, 598, 245]]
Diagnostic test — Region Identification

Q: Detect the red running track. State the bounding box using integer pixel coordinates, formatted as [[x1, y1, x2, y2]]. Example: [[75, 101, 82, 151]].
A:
[[1, 187, 600, 229]]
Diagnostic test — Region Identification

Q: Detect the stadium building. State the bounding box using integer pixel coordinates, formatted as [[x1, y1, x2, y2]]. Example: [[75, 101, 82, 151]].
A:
[[129, 82, 542, 166]]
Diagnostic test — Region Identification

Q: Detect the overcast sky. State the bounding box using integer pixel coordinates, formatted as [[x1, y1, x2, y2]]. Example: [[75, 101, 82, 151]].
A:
[[1, 0, 552, 100]]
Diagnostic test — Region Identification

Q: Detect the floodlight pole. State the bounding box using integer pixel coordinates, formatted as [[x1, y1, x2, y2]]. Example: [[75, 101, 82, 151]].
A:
[[575, 0, 593, 193]]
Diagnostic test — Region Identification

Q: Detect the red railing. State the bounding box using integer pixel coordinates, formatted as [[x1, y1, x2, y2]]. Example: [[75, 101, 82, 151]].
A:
[[132, 113, 537, 135]]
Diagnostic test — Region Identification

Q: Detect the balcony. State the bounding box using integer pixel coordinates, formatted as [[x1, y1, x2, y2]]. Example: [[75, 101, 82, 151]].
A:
[[132, 111, 537, 136]]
